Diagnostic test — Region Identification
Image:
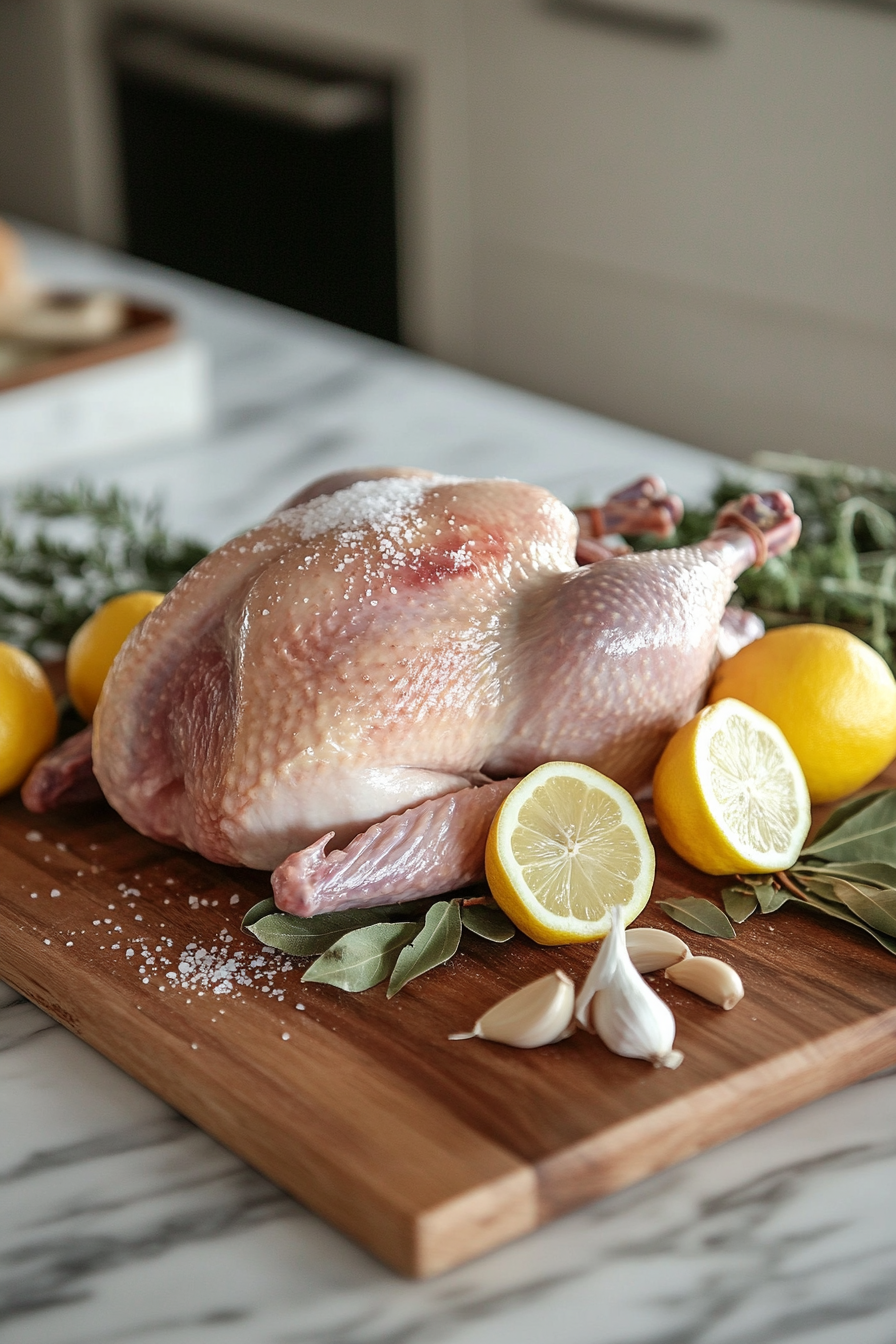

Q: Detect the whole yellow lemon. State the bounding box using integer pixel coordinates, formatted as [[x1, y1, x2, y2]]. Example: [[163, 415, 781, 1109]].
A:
[[708, 624, 896, 803], [66, 590, 164, 721], [0, 643, 58, 794]]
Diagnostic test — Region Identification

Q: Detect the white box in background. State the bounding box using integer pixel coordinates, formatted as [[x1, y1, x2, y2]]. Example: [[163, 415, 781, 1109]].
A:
[[0, 338, 210, 481]]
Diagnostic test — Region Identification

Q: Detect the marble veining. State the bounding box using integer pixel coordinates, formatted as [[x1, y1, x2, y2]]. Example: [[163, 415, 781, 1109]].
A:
[[1, 224, 896, 1343]]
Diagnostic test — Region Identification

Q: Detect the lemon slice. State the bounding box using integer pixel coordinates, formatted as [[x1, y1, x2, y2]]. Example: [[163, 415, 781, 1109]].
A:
[[485, 761, 656, 945], [653, 697, 811, 875]]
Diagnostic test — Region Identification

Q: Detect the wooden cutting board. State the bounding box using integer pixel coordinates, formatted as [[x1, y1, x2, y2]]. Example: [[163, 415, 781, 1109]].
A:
[[2, 778, 896, 1278]]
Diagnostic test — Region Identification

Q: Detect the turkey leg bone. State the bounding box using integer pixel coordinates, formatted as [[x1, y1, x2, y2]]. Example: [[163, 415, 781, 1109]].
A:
[[272, 490, 799, 916]]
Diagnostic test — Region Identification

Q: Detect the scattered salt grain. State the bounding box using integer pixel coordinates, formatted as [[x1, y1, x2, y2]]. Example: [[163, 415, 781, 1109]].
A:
[[230, 894, 240, 905], [281, 1033, 290, 1041], [50, 889, 60, 898], [294, 477, 428, 542], [43, 938, 50, 946], [25, 830, 41, 842]]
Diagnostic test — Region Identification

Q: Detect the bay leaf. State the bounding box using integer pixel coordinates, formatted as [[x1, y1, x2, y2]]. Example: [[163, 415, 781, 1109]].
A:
[[387, 901, 463, 998], [791, 887, 896, 956], [461, 903, 516, 942], [803, 789, 890, 848], [657, 897, 736, 939], [301, 921, 420, 991], [241, 897, 276, 930], [802, 789, 896, 864], [831, 880, 896, 938], [799, 875, 844, 904], [793, 860, 896, 890], [755, 884, 789, 914], [721, 887, 758, 923], [247, 912, 349, 957], [243, 897, 435, 942]]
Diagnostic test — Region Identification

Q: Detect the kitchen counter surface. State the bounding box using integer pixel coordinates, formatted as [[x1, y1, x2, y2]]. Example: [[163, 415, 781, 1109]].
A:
[[2, 223, 895, 1344]]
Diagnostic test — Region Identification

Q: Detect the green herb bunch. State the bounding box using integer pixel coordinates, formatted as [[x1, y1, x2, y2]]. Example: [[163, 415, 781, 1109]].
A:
[[630, 452, 896, 670], [658, 788, 896, 955], [0, 482, 208, 658], [242, 892, 516, 996]]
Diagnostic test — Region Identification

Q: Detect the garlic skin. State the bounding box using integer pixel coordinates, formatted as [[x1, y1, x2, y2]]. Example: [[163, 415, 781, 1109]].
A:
[[625, 927, 691, 974], [665, 955, 744, 1010], [449, 970, 575, 1048], [581, 907, 683, 1069]]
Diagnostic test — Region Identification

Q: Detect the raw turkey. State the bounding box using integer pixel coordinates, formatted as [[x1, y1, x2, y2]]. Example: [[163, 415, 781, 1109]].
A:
[[25, 469, 799, 914]]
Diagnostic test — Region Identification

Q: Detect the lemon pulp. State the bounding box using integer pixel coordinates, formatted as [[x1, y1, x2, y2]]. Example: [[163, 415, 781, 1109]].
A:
[[486, 761, 655, 944]]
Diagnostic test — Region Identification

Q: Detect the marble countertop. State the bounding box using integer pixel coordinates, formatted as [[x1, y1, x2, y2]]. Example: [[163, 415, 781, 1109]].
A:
[[2, 224, 895, 1344]]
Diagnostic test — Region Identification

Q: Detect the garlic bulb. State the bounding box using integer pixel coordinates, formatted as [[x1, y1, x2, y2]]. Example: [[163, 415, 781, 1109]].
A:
[[578, 907, 683, 1069], [625, 927, 691, 974], [449, 970, 575, 1048]]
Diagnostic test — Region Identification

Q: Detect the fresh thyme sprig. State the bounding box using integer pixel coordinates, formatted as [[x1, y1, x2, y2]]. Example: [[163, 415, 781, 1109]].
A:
[[0, 482, 207, 658], [631, 453, 896, 669]]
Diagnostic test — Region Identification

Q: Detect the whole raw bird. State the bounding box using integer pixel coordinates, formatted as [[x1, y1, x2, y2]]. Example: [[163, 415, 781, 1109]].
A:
[[28, 469, 799, 912]]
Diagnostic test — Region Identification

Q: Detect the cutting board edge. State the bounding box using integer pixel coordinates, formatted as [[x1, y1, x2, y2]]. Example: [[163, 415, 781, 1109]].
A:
[[0, 935, 540, 1278], [536, 1003, 896, 1217]]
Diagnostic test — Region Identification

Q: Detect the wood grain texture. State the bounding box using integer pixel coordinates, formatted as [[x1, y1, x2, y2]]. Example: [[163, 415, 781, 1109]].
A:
[[2, 772, 896, 1276]]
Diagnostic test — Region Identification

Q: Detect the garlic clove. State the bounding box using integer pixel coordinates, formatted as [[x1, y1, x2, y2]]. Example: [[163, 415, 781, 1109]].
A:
[[449, 970, 575, 1048], [665, 955, 744, 1010], [625, 927, 691, 974], [586, 907, 684, 1069]]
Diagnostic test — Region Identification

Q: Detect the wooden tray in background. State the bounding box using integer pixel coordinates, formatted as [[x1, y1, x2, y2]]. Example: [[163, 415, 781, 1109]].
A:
[[0, 299, 176, 393], [1, 773, 895, 1278]]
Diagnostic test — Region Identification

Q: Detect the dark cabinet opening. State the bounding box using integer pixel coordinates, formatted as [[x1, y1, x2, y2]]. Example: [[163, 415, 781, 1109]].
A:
[[112, 21, 400, 342]]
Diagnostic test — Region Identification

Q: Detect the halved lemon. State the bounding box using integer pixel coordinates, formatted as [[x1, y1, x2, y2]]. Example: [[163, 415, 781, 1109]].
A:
[[653, 697, 811, 875], [485, 761, 655, 945]]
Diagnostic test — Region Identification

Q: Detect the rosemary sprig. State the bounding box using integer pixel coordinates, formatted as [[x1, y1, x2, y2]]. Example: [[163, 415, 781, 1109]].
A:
[[631, 453, 896, 669], [0, 482, 207, 658]]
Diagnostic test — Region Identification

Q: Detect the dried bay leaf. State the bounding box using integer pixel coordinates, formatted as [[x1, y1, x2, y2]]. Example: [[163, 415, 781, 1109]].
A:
[[721, 887, 758, 923], [791, 886, 896, 955], [802, 789, 896, 864], [755, 884, 789, 914], [387, 901, 463, 998], [461, 903, 516, 942], [831, 881, 896, 938], [657, 897, 736, 939], [793, 860, 896, 889], [243, 896, 434, 946], [247, 912, 350, 957], [301, 921, 421, 991], [241, 897, 276, 929]]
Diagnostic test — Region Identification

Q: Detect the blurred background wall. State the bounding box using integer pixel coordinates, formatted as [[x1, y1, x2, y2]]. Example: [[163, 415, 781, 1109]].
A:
[[1, 0, 894, 468]]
